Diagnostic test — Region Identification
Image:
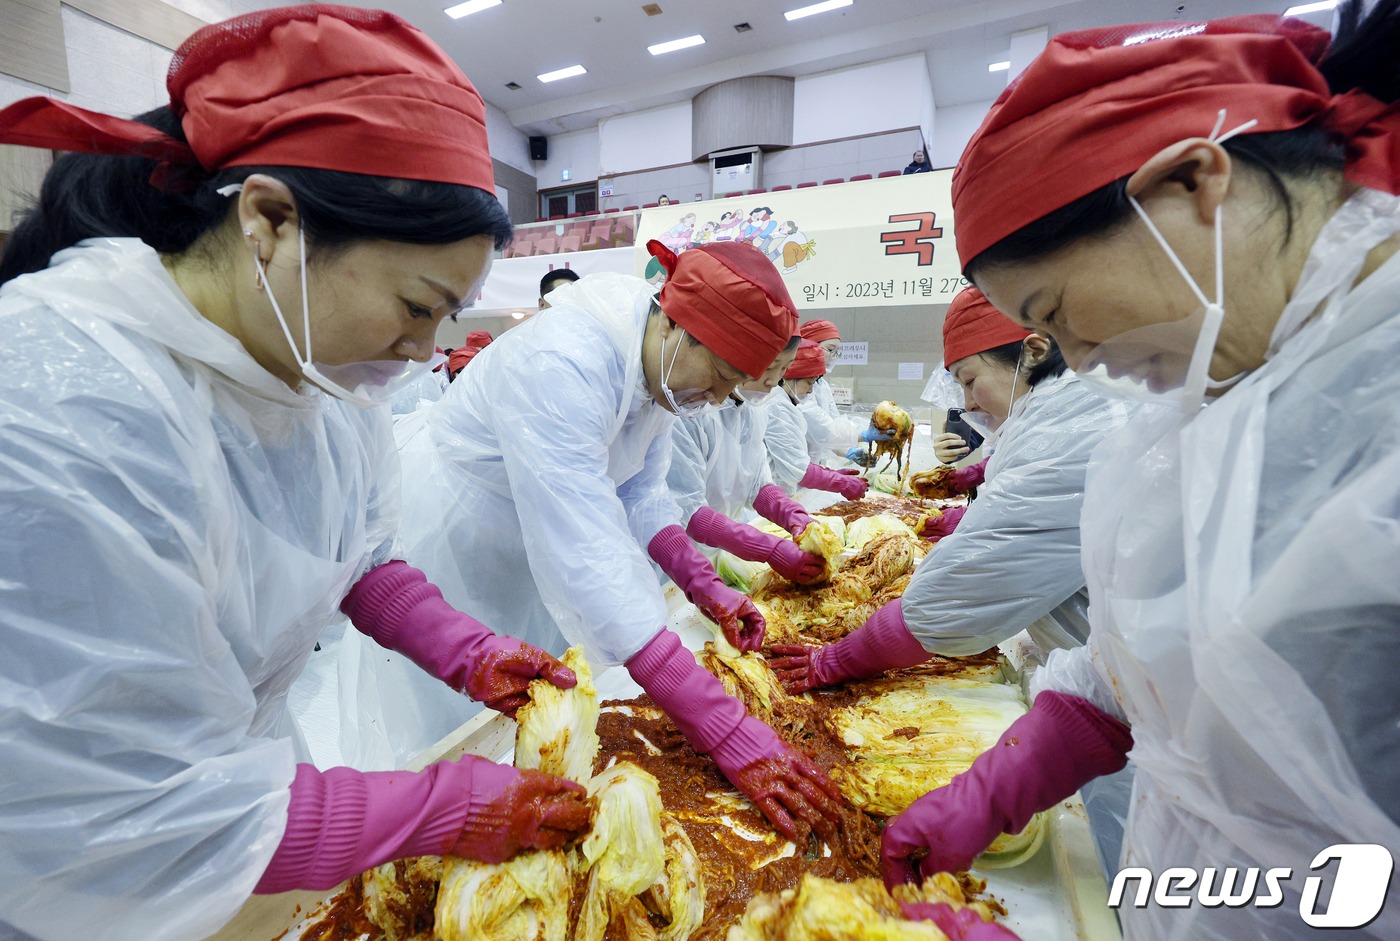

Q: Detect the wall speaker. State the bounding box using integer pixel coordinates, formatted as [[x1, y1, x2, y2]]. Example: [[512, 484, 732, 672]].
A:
[[529, 136, 548, 161]]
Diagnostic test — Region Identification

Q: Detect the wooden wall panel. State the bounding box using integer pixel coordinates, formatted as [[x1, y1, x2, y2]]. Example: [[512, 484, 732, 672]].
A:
[[0, 143, 53, 231], [0, 0, 71, 91], [63, 0, 206, 51], [691, 76, 794, 161]]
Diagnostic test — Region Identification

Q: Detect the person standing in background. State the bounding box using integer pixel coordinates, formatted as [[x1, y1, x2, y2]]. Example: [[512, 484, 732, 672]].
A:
[[903, 150, 932, 174], [539, 267, 579, 309]]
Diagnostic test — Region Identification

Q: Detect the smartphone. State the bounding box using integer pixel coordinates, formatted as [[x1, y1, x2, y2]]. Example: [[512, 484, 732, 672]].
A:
[[944, 408, 984, 457]]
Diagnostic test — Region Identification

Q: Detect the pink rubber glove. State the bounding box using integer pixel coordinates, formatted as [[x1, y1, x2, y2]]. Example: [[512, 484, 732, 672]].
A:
[[342, 561, 575, 717], [627, 629, 847, 843], [254, 757, 591, 893], [800, 463, 869, 500], [767, 599, 929, 693], [686, 507, 824, 584], [882, 691, 1132, 888], [919, 505, 967, 541], [950, 458, 988, 492], [649, 525, 767, 652], [752, 483, 815, 537], [901, 902, 1024, 940]]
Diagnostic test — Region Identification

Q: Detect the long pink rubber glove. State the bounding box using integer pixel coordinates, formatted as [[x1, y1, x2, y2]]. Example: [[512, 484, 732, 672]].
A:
[[255, 757, 591, 893], [800, 463, 869, 500], [627, 629, 847, 843], [919, 505, 967, 541], [882, 691, 1133, 888], [949, 457, 988, 492], [686, 507, 824, 584], [767, 599, 929, 693], [342, 560, 575, 717], [901, 902, 1024, 940], [649, 525, 767, 652], [752, 483, 815, 537]]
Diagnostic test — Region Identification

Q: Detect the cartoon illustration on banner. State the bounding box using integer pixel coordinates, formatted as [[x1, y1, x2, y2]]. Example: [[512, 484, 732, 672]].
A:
[[633, 171, 961, 309]]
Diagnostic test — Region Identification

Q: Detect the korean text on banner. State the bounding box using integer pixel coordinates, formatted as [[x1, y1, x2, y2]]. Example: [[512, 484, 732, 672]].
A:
[[632, 173, 966, 310]]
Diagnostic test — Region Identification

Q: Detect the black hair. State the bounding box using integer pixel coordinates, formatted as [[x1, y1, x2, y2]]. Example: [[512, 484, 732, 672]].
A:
[[0, 105, 514, 285], [658, 194, 670, 201], [978, 338, 1067, 388], [752, 207, 773, 215], [782, 334, 801, 352], [539, 267, 580, 295], [965, 0, 1400, 279]]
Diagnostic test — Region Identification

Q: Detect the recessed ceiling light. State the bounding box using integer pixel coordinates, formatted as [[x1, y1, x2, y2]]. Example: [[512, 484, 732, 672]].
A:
[[537, 64, 587, 83], [734, 22, 752, 32], [504, 81, 521, 90], [784, 0, 852, 21], [444, 0, 500, 19], [1283, 0, 1337, 13], [642, 3, 662, 15], [648, 34, 704, 55], [988, 60, 1010, 72]]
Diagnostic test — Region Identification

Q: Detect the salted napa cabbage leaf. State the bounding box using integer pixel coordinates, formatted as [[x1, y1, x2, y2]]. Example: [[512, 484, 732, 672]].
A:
[[514, 645, 598, 784], [640, 814, 706, 941], [797, 516, 844, 581], [844, 514, 917, 549], [576, 762, 667, 941], [434, 849, 574, 941], [715, 550, 768, 593]]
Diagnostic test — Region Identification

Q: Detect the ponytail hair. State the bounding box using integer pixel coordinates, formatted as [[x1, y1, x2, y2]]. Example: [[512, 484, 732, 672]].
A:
[[1, 105, 513, 285]]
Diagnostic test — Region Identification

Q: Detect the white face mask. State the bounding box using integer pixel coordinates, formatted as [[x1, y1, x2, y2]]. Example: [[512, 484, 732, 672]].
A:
[[961, 356, 1020, 449], [659, 327, 715, 417], [738, 387, 771, 403], [217, 184, 440, 408], [1072, 110, 1256, 414]]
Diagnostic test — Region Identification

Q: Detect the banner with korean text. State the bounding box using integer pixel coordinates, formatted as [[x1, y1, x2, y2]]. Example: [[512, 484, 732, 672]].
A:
[[633, 171, 964, 309]]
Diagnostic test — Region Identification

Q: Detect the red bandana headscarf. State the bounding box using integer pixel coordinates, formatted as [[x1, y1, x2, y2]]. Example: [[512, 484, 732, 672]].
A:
[[942, 287, 1032, 368], [952, 14, 1400, 269], [785, 339, 828, 380], [0, 5, 495, 194]]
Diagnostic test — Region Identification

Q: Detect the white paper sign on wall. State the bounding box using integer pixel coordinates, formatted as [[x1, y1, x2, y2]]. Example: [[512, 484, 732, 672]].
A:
[[898, 362, 925, 381], [835, 341, 868, 366], [828, 379, 854, 405]]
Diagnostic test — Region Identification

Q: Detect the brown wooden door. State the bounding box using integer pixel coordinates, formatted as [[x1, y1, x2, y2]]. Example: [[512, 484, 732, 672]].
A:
[[548, 195, 568, 217], [574, 189, 597, 214]]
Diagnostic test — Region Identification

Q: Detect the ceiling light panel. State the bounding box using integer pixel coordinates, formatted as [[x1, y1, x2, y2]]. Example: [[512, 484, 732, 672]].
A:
[[1283, 0, 1337, 13], [648, 34, 705, 55], [988, 60, 1010, 72], [537, 64, 587, 83], [784, 0, 852, 22], [444, 0, 500, 18]]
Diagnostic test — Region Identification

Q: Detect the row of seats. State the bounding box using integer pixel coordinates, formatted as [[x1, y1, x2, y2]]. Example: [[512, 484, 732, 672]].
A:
[[506, 216, 636, 258], [718, 170, 903, 199]]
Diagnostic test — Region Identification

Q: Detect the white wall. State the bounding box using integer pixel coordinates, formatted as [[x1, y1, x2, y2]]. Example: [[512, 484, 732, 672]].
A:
[[792, 54, 930, 145], [598, 100, 692, 177], [534, 126, 600, 191], [484, 101, 533, 176], [928, 98, 995, 170]]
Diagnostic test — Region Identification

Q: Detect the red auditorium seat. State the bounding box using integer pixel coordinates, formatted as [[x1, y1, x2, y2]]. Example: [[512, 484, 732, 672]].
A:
[[535, 216, 547, 222], [796, 182, 818, 188], [642, 203, 659, 208], [584, 210, 600, 215], [622, 205, 639, 211], [559, 235, 582, 253], [877, 170, 901, 178], [550, 214, 565, 220], [567, 212, 582, 218], [747, 189, 767, 195], [849, 174, 872, 181], [771, 185, 792, 191], [822, 178, 845, 185], [535, 236, 557, 254]]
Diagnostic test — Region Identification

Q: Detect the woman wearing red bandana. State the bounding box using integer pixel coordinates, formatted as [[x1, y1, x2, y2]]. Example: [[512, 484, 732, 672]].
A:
[[396, 239, 847, 849], [0, 8, 592, 939], [882, 5, 1400, 939]]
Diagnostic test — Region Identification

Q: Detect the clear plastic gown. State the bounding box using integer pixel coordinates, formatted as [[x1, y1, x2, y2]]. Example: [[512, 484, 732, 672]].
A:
[[797, 377, 861, 462], [900, 371, 1134, 656], [397, 273, 677, 668], [667, 399, 773, 524], [1036, 188, 1400, 940], [0, 239, 400, 941], [761, 391, 811, 494]]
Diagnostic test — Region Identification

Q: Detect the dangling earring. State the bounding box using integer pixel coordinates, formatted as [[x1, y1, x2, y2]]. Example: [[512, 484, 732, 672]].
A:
[[242, 230, 264, 289]]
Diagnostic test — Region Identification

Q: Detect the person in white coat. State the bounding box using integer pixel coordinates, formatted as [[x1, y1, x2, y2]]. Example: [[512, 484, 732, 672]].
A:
[[766, 340, 878, 499], [399, 239, 848, 844], [794, 319, 868, 461], [0, 9, 591, 941], [883, 6, 1400, 939]]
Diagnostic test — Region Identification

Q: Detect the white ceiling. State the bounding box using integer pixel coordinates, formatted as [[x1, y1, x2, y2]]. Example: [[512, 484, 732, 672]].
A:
[[370, 0, 1326, 137]]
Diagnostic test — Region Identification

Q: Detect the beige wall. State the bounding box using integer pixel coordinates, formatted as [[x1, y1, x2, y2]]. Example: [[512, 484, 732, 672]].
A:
[[806, 303, 948, 410]]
